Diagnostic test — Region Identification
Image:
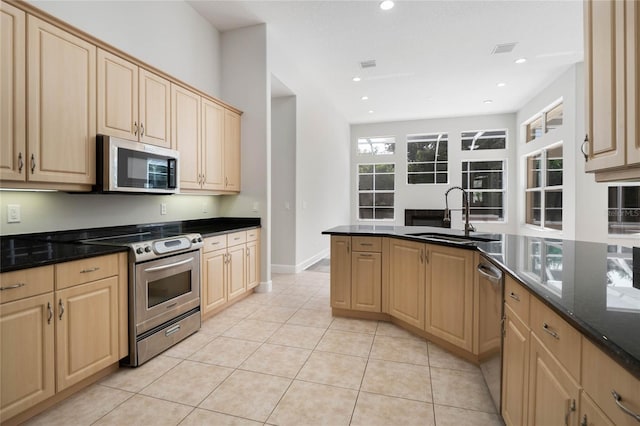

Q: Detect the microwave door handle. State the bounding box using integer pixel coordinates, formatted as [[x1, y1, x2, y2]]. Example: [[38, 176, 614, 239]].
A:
[[167, 158, 177, 189], [143, 257, 193, 273]]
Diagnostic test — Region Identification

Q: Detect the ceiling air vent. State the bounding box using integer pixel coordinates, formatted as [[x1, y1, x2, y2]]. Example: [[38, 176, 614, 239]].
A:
[[360, 59, 377, 69], [491, 42, 517, 54]]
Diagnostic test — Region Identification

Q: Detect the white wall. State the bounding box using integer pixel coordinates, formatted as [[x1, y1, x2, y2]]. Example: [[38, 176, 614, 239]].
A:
[[351, 114, 518, 235], [271, 95, 297, 268], [30, 0, 221, 96], [268, 37, 351, 272], [1, 1, 224, 237], [515, 63, 614, 244], [218, 24, 271, 285]]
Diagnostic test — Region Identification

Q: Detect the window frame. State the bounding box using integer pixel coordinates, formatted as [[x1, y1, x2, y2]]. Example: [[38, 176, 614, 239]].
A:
[[406, 132, 449, 185], [357, 162, 396, 221], [460, 129, 508, 151], [524, 98, 563, 143], [461, 159, 507, 223], [524, 142, 564, 232], [356, 135, 396, 156]]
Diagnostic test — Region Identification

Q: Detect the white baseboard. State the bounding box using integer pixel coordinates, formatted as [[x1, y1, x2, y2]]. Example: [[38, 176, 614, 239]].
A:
[[271, 248, 330, 274], [254, 280, 272, 293]]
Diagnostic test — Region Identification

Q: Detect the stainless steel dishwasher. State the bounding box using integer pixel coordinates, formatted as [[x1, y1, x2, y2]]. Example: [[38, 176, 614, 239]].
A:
[[476, 256, 504, 414]]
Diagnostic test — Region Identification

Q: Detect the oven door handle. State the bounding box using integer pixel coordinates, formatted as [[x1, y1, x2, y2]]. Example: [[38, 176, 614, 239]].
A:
[[143, 257, 193, 272]]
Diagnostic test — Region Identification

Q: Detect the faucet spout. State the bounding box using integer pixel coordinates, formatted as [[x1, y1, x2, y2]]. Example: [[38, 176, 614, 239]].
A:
[[443, 186, 475, 236]]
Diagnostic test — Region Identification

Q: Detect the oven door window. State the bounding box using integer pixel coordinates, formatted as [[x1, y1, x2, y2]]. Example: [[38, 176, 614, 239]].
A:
[[147, 271, 191, 308]]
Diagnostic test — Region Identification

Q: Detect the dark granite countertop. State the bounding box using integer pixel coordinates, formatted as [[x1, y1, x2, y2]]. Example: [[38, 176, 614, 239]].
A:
[[1, 217, 260, 273], [323, 225, 640, 379]]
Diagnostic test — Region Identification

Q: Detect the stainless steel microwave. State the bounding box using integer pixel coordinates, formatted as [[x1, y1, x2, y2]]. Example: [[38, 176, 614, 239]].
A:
[[95, 135, 179, 194]]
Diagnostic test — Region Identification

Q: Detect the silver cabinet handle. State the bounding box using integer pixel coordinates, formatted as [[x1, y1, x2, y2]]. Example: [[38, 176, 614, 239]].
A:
[[165, 323, 181, 336], [580, 414, 588, 426], [581, 134, 589, 162], [542, 322, 560, 340], [80, 267, 100, 274], [346, 241, 350, 254], [477, 263, 502, 283], [30, 154, 36, 173], [18, 152, 24, 173], [58, 299, 64, 320], [565, 399, 576, 426], [140, 122, 145, 136], [225, 177, 229, 187], [133, 121, 138, 136], [144, 257, 193, 272], [360, 243, 373, 246], [611, 390, 640, 422], [360, 253, 372, 257], [420, 249, 424, 264], [509, 292, 520, 302], [47, 302, 53, 324], [0, 283, 26, 291]]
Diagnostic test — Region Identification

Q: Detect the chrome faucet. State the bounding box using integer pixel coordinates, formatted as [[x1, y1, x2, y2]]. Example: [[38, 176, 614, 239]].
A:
[[443, 186, 476, 236]]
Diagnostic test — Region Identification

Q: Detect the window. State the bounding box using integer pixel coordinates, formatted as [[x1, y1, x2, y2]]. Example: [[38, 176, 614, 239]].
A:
[[525, 144, 563, 230], [358, 163, 395, 220], [357, 136, 395, 155], [608, 185, 640, 236], [525, 100, 563, 142], [462, 160, 505, 221], [461, 130, 507, 151], [407, 133, 448, 184]]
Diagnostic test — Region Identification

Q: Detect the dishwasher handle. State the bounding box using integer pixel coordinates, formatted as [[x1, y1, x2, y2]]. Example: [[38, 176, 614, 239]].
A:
[[477, 263, 503, 284]]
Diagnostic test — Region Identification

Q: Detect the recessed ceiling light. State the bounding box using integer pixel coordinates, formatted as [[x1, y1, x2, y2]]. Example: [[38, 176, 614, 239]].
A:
[[352, 76, 361, 82], [361, 96, 369, 101], [368, 110, 375, 114], [515, 58, 527, 64], [497, 82, 506, 88], [379, 0, 394, 11], [483, 99, 493, 104]]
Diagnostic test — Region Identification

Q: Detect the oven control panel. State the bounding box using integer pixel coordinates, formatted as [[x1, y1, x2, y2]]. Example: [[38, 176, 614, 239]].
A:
[[131, 233, 203, 262]]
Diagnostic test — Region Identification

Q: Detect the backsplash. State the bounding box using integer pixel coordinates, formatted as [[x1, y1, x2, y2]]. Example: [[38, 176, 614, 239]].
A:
[[0, 191, 221, 236]]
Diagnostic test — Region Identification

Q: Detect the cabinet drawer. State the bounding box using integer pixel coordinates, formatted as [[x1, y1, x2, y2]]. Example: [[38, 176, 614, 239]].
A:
[[246, 228, 260, 242], [582, 338, 640, 426], [504, 276, 530, 325], [55, 254, 119, 290], [529, 296, 582, 380], [203, 235, 227, 253], [227, 231, 246, 247], [352, 237, 382, 252], [0, 265, 54, 304]]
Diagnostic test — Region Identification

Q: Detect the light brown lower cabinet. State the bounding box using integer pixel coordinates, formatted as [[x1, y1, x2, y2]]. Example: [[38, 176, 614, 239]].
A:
[[0, 254, 124, 423], [579, 391, 615, 426], [387, 238, 425, 329], [351, 251, 381, 312], [201, 229, 261, 318], [501, 304, 530, 426], [330, 236, 351, 310], [527, 334, 580, 426]]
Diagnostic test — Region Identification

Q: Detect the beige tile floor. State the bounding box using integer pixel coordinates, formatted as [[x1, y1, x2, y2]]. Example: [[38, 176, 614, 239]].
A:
[[25, 269, 503, 426]]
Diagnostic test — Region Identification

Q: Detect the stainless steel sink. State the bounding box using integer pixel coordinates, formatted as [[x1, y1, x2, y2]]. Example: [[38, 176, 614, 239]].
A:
[[406, 232, 497, 245]]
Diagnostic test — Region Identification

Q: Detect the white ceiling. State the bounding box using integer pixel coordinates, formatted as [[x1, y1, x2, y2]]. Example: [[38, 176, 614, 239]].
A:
[[188, 0, 583, 124]]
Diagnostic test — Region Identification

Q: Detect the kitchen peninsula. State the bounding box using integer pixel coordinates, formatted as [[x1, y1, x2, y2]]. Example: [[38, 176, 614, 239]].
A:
[[323, 225, 640, 425]]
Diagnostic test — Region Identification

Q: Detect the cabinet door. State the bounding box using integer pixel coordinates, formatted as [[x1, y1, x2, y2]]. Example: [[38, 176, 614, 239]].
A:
[[627, 0, 640, 167], [351, 252, 381, 312], [227, 244, 246, 301], [584, 0, 627, 171], [502, 305, 530, 426], [330, 236, 351, 309], [97, 49, 138, 140], [246, 239, 260, 290], [171, 84, 201, 190], [0, 293, 55, 421], [56, 277, 118, 391], [201, 99, 225, 190], [424, 245, 474, 351], [579, 392, 615, 426], [202, 248, 227, 315], [139, 68, 170, 148], [388, 239, 425, 329], [223, 109, 241, 192], [27, 16, 96, 185], [0, 2, 26, 182], [527, 334, 580, 426]]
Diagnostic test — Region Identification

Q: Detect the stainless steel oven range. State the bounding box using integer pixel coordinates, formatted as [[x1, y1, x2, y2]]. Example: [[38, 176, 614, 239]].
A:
[[83, 231, 203, 366]]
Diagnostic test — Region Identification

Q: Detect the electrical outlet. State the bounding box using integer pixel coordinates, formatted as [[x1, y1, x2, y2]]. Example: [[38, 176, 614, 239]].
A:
[[252, 202, 259, 212], [202, 202, 208, 213], [7, 204, 21, 223], [160, 203, 167, 215]]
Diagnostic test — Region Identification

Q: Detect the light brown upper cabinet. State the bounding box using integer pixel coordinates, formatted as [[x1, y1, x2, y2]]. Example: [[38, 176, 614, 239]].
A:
[[224, 109, 241, 192], [0, 2, 26, 182], [171, 84, 201, 190], [2, 15, 97, 188], [98, 49, 170, 148], [584, 0, 640, 181]]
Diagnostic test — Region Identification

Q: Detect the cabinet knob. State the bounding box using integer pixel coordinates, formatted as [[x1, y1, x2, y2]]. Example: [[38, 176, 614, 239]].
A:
[[581, 134, 589, 162]]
